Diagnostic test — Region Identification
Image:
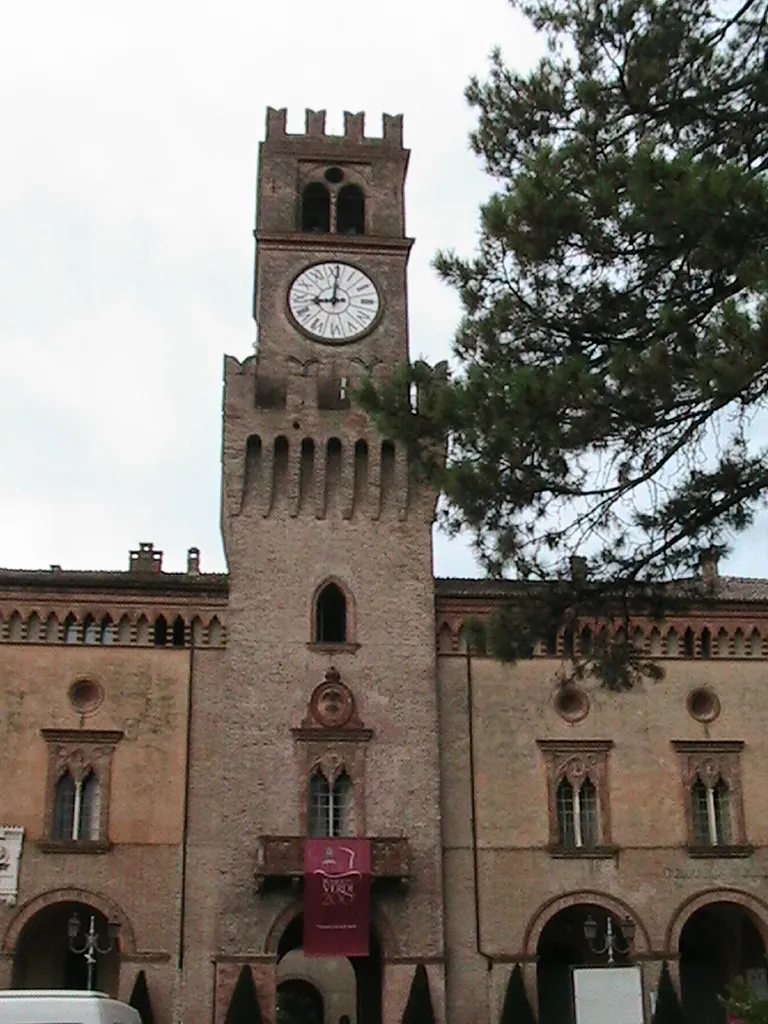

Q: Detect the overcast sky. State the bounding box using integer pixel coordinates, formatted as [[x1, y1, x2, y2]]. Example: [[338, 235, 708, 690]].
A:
[[2, 0, 767, 579]]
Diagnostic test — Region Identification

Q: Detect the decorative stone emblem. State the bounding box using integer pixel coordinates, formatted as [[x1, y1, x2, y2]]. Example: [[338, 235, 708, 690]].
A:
[[311, 667, 354, 728], [0, 827, 24, 905]]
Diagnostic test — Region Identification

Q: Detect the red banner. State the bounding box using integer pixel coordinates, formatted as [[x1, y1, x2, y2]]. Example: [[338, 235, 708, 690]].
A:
[[303, 838, 371, 957]]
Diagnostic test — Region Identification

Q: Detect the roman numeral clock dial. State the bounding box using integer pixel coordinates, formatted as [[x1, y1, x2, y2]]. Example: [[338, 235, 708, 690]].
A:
[[287, 262, 381, 344]]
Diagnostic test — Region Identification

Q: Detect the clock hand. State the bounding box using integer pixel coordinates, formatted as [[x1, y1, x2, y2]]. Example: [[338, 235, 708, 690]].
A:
[[331, 265, 341, 305]]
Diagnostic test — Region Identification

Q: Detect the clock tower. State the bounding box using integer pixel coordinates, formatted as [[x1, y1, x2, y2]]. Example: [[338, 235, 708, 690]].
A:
[[214, 109, 446, 1023]]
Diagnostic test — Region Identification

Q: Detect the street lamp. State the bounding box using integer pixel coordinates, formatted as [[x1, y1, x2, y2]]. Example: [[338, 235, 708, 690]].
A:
[[67, 912, 120, 991], [584, 914, 635, 966]]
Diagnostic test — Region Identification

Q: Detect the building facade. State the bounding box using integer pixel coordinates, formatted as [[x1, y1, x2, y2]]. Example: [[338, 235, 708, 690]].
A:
[[1, 108, 767, 1024]]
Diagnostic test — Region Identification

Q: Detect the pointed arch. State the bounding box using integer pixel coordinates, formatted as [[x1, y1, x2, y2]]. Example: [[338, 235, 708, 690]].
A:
[[45, 612, 59, 643], [716, 627, 729, 657], [117, 614, 132, 644], [7, 611, 23, 643], [153, 615, 168, 646], [666, 627, 679, 657], [190, 617, 204, 646], [733, 628, 746, 657], [171, 615, 185, 648], [63, 614, 78, 644], [750, 628, 762, 657], [135, 615, 149, 645], [311, 577, 355, 645], [649, 626, 662, 657], [207, 616, 223, 647], [26, 611, 42, 642], [83, 615, 99, 645], [100, 615, 115, 644], [437, 622, 454, 653], [700, 627, 712, 659]]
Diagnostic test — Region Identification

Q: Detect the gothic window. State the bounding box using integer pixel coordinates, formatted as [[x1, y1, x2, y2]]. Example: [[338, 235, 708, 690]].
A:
[[171, 615, 185, 647], [336, 184, 365, 235], [315, 583, 347, 644], [42, 728, 122, 850], [308, 770, 353, 837], [538, 740, 614, 854], [64, 614, 79, 644], [153, 615, 168, 646], [691, 777, 731, 846], [674, 741, 746, 851], [53, 770, 101, 841], [301, 183, 330, 233], [556, 777, 599, 849], [100, 616, 115, 644], [83, 616, 99, 645]]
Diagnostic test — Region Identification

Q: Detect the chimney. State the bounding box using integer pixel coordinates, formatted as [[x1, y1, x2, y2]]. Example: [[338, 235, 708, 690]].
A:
[[699, 549, 719, 585], [570, 555, 588, 584], [129, 542, 163, 574], [187, 547, 201, 574]]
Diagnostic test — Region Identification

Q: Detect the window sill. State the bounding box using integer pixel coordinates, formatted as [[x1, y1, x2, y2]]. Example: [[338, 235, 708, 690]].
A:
[[549, 845, 619, 860], [38, 839, 112, 854], [306, 642, 360, 654], [686, 844, 753, 859]]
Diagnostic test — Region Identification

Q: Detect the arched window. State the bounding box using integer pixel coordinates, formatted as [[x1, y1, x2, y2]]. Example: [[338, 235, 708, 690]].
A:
[[308, 771, 353, 838], [153, 615, 168, 646], [301, 183, 330, 233], [64, 614, 78, 644], [53, 771, 101, 841], [315, 583, 347, 643], [556, 777, 598, 849], [83, 616, 98, 645], [171, 615, 185, 647], [100, 616, 115, 644], [692, 776, 731, 846], [336, 184, 365, 235]]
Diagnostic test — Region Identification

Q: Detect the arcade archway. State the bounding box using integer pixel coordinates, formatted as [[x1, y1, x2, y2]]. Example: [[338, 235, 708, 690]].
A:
[[679, 901, 767, 1023], [536, 903, 633, 1024], [11, 899, 120, 994]]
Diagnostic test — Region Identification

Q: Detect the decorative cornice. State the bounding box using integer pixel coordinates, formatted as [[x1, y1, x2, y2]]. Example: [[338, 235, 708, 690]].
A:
[[41, 729, 124, 745]]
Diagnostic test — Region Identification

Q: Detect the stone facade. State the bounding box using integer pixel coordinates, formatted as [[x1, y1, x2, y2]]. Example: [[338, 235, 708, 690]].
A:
[[1, 108, 768, 1024]]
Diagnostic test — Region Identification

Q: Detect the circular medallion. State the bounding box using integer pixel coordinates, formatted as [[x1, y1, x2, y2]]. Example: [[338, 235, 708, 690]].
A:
[[311, 677, 354, 728]]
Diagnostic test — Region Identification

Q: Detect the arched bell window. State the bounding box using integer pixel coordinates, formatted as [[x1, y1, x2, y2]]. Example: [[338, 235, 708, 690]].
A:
[[336, 184, 365, 235], [301, 182, 331, 233]]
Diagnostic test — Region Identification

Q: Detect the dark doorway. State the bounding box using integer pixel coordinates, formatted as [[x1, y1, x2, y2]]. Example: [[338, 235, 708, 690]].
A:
[[680, 903, 767, 1024]]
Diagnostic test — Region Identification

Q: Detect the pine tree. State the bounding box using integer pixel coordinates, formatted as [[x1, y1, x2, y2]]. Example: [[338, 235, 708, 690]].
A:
[[361, 0, 768, 686], [128, 970, 154, 1024], [224, 966, 262, 1024], [401, 963, 436, 1024], [500, 964, 536, 1024], [652, 962, 683, 1024]]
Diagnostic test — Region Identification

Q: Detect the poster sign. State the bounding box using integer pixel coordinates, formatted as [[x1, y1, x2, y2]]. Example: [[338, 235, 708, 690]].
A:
[[303, 838, 371, 957], [572, 966, 644, 1024]]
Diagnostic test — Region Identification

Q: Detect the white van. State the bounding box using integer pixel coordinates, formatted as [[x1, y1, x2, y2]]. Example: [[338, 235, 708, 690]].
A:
[[0, 990, 141, 1024]]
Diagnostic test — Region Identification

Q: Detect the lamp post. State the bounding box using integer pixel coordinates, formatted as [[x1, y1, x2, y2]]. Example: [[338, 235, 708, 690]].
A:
[[584, 914, 635, 966], [67, 912, 120, 991]]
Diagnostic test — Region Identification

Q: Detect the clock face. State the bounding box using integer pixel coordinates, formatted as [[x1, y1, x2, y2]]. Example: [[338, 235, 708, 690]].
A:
[[288, 262, 381, 343]]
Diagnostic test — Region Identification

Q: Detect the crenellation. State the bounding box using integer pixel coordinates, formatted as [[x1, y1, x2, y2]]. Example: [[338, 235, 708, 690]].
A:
[[262, 106, 406, 149], [305, 109, 326, 136]]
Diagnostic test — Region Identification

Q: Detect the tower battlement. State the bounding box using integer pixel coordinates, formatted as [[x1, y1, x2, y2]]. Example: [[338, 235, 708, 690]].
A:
[[264, 107, 404, 149]]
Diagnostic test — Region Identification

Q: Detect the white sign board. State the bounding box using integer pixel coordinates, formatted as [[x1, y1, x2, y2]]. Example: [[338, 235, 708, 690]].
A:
[[573, 966, 644, 1024]]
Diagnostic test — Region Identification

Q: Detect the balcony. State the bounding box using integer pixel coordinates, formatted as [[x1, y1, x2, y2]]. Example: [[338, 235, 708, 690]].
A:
[[255, 836, 410, 893]]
